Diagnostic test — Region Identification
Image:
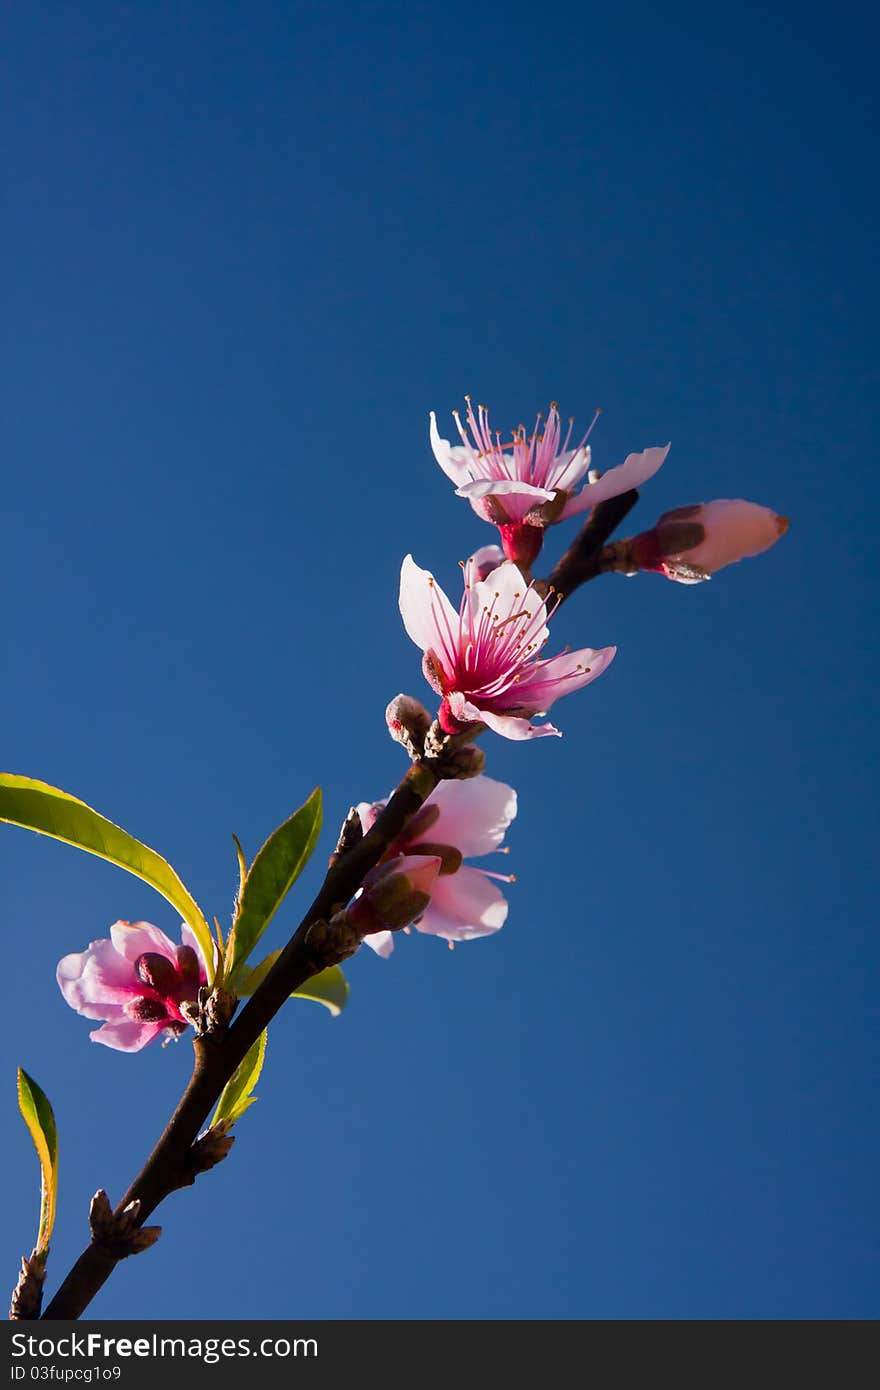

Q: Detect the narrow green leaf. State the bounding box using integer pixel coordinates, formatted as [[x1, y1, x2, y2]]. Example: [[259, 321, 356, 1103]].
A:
[[236, 955, 349, 1018], [232, 834, 248, 902], [17, 1069, 58, 1255], [227, 788, 322, 981], [0, 774, 214, 978], [211, 1031, 267, 1127]]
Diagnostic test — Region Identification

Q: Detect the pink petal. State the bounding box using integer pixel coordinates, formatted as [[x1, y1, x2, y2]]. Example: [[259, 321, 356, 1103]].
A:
[[429, 412, 473, 486], [512, 645, 617, 711], [89, 1018, 169, 1052], [561, 444, 670, 518], [399, 555, 459, 667], [473, 704, 561, 740], [416, 866, 509, 941], [425, 777, 517, 858], [109, 920, 178, 965], [57, 940, 139, 1019], [362, 930, 395, 959]]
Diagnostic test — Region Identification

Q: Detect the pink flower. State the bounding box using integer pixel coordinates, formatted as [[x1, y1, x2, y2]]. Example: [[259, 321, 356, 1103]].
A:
[[399, 553, 616, 740], [355, 776, 517, 957], [430, 399, 669, 569], [57, 921, 209, 1052], [623, 500, 789, 583]]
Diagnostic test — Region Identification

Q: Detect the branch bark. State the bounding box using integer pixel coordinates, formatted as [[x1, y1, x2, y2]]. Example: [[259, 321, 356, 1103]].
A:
[[41, 761, 441, 1319], [547, 490, 640, 601]]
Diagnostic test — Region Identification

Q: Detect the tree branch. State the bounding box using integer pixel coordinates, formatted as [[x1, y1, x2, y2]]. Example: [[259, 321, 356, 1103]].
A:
[[547, 490, 640, 601], [41, 760, 441, 1319]]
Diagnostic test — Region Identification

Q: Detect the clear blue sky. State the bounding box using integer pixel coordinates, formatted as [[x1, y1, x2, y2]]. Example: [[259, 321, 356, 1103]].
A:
[[2, 1, 877, 1319]]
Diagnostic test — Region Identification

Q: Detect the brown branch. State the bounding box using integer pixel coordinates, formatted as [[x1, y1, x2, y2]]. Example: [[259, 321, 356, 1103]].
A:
[[41, 760, 442, 1319], [546, 490, 640, 601]]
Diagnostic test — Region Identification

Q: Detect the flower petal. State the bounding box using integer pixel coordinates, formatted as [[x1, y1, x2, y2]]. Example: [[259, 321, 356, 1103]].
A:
[[548, 445, 592, 493], [362, 930, 395, 959], [512, 645, 617, 711], [561, 444, 670, 518], [109, 920, 178, 964], [399, 555, 460, 670], [416, 866, 509, 941], [464, 560, 549, 652], [430, 411, 473, 485], [455, 478, 556, 504], [89, 1018, 169, 1052], [57, 940, 139, 1019], [475, 705, 561, 740], [423, 777, 517, 858]]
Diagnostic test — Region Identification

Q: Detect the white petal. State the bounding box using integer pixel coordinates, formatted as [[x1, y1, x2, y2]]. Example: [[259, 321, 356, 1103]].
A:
[[362, 930, 395, 959], [430, 411, 473, 485], [415, 866, 509, 940], [398, 555, 460, 668], [424, 777, 517, 858], [561, 444, 670, 518], [455, 478, 555, 503]]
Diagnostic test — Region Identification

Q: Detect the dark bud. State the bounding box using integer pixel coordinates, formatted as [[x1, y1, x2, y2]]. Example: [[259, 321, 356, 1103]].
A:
[[134, 952, 177, 994], [128, 996, 170, 1023], [176, 945, 201, 989]]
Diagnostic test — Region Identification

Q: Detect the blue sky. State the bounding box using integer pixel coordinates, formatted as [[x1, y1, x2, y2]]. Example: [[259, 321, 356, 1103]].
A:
[[2, 1, 877, 1319]]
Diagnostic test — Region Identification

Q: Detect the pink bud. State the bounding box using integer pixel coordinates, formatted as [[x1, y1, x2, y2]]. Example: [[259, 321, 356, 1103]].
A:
[[630, 500, 788, 582], [349, 854, 442, 935]]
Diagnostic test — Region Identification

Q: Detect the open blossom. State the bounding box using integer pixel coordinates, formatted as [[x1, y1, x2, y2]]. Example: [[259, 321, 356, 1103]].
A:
[[400, 553, 615, 739], [356, 776, 517, 958], [616, 500, 789, 583], [430, 399, 669, 569], [57, 921, 208, 1052]]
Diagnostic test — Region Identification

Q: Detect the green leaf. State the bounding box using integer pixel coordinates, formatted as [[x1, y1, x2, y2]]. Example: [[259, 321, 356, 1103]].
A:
[[17, 1069, 58, 1255], [227, 788, 322, 981], [237, 954, 349, 1017], [291, 966, 349, 1017], [211, 1031, 267, 1127], [0, 774, 215, 979]]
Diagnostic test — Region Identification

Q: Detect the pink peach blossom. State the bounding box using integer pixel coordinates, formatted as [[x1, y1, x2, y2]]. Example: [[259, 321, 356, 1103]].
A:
[[624, 500, 788, 583], [430, 399, 669, 568], [399, 554, 615, 740], [356, 775, 517, 957], [57, 921, 208, 1052]]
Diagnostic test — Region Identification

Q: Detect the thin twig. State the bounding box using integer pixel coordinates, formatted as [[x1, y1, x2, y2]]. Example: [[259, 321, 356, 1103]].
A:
[[41, 760, 442, 1319], [547, 490, 640, 601]]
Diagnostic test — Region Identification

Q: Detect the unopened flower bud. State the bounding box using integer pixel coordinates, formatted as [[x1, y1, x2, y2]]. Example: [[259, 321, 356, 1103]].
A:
[[134, 952, 178, 994], [349, 855, 441, 935], [407, 841, 463, 875], [469, 544, 505, 582], [615, 500, 788, 583], [385, 693, 432, 757], [438, 743, 486, 780], [176, 944, 201, 988]]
